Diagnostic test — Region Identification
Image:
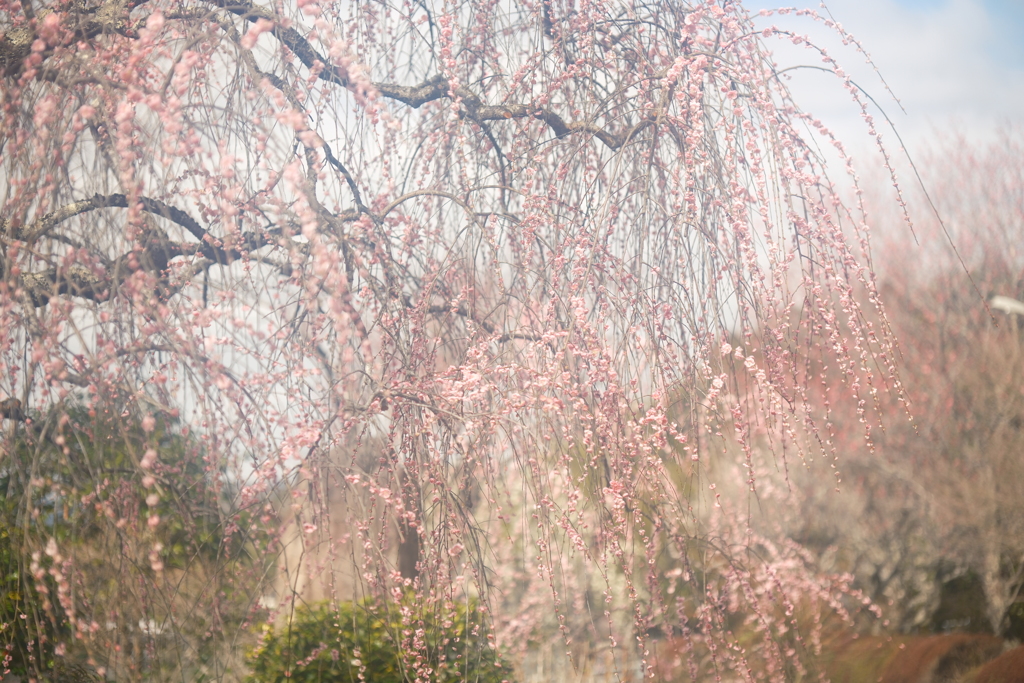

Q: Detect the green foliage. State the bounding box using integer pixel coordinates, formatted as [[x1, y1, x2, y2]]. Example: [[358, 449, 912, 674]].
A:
[[1, 400, 271, 679], [246, 597, 514, 683], [1, 403, 230, 562]]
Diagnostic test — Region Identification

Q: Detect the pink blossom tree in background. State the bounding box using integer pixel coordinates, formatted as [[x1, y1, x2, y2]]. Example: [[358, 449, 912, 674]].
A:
[[0, 0, 900, 679], [787, 129, 1024, 638]]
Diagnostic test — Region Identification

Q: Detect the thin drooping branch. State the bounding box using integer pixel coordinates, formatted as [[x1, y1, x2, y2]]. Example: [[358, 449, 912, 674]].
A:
[[249, 67, 369, 214]]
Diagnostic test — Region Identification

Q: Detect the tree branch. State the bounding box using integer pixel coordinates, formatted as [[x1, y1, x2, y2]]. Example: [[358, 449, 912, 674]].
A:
[[206, 0, 649, 149], [1, 0, 135, 77], [3, 0, 653, 150], [423, 304, 542, 344], [0, 398, 25, 421], [13, 230, 278, 308], [8, 193, 209, 244]]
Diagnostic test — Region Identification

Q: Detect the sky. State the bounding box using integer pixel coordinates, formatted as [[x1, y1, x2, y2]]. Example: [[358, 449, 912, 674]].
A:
[[742, 0, 1024, 157]]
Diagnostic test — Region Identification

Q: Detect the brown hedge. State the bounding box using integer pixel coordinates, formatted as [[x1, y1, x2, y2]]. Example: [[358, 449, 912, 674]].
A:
[[969, 646, 1024, 683], [822, 634, 1005, 683]]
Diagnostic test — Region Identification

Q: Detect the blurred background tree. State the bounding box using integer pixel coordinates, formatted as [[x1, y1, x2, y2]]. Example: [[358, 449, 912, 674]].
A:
[[782, 128, 1024, 639]]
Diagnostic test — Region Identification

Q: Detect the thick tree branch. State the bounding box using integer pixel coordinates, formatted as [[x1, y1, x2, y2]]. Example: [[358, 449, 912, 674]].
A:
[[0, 398, 25, 421], [21, 263, 107, 306], [18, 244, 181, 306], [4, 191, 281, 306], [7, 193, 209, 244], [3, 192, 283, 266], [0, 25, 34, 77], [15, 227, 282, 306], [1, 0, 135, 77], [3, 0, 652, 149], [207, 0, 648, 149], [422, 304, 543, 344]]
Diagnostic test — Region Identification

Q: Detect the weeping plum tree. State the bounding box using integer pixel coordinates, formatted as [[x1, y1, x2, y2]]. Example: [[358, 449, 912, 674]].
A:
[[1, 0, 901, 679]]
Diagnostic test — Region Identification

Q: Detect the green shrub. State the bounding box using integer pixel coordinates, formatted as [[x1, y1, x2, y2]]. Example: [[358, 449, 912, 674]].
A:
[[246, 597, 514, 683]]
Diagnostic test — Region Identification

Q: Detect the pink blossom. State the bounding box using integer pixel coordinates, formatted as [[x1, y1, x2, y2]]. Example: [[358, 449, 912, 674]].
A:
[[241, 18, 275, 50]]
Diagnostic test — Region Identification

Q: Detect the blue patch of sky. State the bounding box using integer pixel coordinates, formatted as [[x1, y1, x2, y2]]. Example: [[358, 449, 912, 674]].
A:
[[981, 0, 1024, 67], [871, 0, 1024, 66]]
